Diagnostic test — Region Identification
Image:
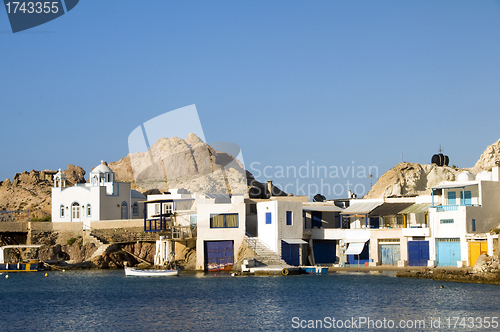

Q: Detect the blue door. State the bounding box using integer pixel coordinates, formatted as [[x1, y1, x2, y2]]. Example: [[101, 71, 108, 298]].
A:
[[436, 238, 461, 266], [408, 241, 429, 266], [204, 241, 234, 271], [281, 241, 300, 266], [380, 244, 400, 265], [313, 240, 336, 264]]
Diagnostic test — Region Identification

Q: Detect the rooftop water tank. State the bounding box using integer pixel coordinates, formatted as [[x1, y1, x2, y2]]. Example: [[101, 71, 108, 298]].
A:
[[476, 171, 492, 181], [457, 171, 475, 182], [431, 153, 449, 167]]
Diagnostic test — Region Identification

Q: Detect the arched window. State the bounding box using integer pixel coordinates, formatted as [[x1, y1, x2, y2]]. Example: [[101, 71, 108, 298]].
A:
[[60, 205, 65, 217], [121, 202, 128, 219], [132, 202, 139, 216], [87, 204, 91, 217]]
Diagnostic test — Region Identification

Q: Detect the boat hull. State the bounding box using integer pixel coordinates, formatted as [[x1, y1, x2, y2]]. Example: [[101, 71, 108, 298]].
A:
[[0, 262, 40, 272], [299, 266, 329, 274], [124, 267, 180, 277]]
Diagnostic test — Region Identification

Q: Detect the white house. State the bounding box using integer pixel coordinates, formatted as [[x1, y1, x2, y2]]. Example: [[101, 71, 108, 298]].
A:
[[256, 200, 306, 266], [51, 161, 145, 229], [195, 194, 246, 271], [428, 168, 500, 267]]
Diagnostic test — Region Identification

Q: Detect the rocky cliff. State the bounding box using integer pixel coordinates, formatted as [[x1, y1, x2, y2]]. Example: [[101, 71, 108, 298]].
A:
[[0, 165, 85, 218]]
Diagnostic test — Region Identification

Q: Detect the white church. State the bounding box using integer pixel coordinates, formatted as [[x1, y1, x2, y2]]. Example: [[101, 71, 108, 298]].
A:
[[51, 161, 145, 228]]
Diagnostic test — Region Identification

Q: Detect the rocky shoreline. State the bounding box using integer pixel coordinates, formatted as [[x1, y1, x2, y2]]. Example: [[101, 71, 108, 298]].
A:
[[397, 255, 500, 285]]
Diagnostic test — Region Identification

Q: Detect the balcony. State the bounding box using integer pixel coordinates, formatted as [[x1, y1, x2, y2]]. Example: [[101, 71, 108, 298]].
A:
[[435, 205, 458, 212]]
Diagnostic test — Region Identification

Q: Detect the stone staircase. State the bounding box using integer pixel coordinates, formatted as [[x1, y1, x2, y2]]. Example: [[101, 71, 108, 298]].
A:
[[245, 235, 288, 266], [84, 229, 109, 261], [90, 243, 112, 261]]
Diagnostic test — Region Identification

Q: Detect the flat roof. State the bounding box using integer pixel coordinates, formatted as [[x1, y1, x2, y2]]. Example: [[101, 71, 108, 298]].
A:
[[0, 245, 43, 249], [141, 198, 195, 203], [432, 181, 479, 190], [302, 206, 343, 212]]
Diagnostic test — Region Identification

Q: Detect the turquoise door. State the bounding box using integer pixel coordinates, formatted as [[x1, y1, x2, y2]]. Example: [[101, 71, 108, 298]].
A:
[[380, 244, 400, 265], [436, 238, 461, 266]]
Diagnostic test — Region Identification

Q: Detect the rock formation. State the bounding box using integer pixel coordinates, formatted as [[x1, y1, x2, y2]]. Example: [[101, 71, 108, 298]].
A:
[[109, 133, 284, 197], [472, 137, 500, 174], [0, 166, 85, 218], [364, 162, 463, 198]]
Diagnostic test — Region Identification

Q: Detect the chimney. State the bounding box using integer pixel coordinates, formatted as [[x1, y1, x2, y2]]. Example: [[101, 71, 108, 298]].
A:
[[267, 180, 273, 198]]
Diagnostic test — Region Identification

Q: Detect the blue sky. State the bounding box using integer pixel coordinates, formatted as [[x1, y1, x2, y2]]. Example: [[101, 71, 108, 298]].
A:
[[1, 1, 500, 198]]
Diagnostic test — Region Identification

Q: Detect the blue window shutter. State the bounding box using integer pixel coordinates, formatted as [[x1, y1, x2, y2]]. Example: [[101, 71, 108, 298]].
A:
[[286, 211, 292, 225], [266, 212, 272, 224], [472, 219, 476, 232]]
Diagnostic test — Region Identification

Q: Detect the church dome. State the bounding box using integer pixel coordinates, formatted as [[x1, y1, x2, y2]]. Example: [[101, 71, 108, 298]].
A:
[[92, 160, 113, 174]]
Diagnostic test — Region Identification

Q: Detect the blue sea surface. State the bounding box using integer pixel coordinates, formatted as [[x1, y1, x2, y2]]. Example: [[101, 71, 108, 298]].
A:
[[0, 270, 499, 331]]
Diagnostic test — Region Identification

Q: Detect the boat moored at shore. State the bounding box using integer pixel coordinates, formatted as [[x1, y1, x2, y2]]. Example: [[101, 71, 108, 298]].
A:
[[124, 266, 180, 276]]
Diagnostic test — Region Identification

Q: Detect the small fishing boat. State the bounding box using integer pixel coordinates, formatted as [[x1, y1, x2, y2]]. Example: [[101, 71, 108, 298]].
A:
[[299, 266, 329, 274], [124, 266, 180, 277], [0, 245, 43, 272]]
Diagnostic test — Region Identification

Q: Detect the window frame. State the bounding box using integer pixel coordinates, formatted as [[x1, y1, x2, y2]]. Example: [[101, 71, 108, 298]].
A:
[[210, 213, 239, 229], [286, 211, 292, 225], [265, 212, 272, 225]]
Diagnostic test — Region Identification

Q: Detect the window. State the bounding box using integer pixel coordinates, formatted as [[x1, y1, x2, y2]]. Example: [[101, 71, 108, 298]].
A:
[[210, 214, 239, 228], [86, 204, 91, 217], [121, 202, 128, 219], [266, 212, 272, 224], [286, 211, 292, 225], [461, 191, 472, 206], [440, 219, 454, 224], [190, 215, 197, 227], [447, 191, 456, 205], [163, 203, 173, 215], [60, 205, 65, 217], [132, 203, 139, 216], [472, 219, 476, 232]]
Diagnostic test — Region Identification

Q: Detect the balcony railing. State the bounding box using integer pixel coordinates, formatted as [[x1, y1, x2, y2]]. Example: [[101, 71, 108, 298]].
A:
[[435, 205, 459, 212]]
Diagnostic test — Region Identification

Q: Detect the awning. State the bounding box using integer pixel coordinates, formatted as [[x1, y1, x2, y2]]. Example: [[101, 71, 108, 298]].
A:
[[345, 242, 366, 255], [341, 201, 383, 215], [399, 203, 432, 214], [368, 202, 414, 217], [282, 239, 308, 244]]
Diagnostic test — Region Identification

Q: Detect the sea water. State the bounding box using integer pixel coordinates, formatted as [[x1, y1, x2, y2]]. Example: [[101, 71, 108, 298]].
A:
[[0, 270, 499, 331]]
